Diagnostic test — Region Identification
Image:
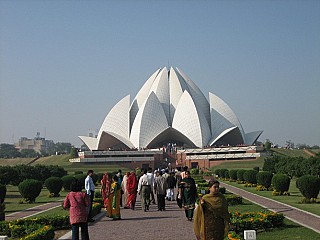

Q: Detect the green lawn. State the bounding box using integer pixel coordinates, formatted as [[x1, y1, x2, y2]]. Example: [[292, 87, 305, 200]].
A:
[[228, 198, 320, 239], [4, 185, 67, 214], [222, 179, 320, 216], [212, 157, 265, 170]]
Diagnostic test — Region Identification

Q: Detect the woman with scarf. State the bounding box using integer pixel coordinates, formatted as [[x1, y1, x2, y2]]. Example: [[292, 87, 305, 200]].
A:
[[194, 179, 232, 240], [107, 175, 121, 220], [126, 172, 138, 210], [178, 170, 197, 221], [100, 172, 111, 214]]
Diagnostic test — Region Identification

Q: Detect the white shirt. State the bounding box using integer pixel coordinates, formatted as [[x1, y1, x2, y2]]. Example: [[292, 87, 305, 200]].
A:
[[85, 175, 95, 195], [137, 174, 151, 193]]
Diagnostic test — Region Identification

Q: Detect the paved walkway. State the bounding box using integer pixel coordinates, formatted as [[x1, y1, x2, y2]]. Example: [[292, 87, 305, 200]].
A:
[[5, 183, 320, 239], [59, 199, 195, 240], [220, 182, 320, 234], [5, 200, 64, 221]]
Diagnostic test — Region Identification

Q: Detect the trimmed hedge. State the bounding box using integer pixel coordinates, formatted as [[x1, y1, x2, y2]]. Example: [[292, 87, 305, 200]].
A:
[[18, 179, 43, 203], [243, 170, 258, 184], [229, 170, 238, 181], [271, 174, 290, 193], [44, 177, 63, 196], [256, 171, 273, 188], [237, 169, 246, 182], [296, 175, 320, 200], [0, 184, 6, 203], [61, 175, 76, 191]]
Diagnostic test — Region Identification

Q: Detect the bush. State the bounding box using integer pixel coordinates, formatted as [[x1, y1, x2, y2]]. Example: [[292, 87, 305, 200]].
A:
[[214, 169, 221, 177], [74, 174, 86, 188], [229, 170, 238, 181], [61, 175, 76, 191], [74, 171, 83, 175], [0, 184, 6, 203], [44, 177, 63, 196], [220, 169, 229, 178], [271, 174, 290, 193], [237, 169, 246, 182], [253, 166, 260, 172], [190, 168, 199, 175], [243, 170, 258, 184], [296, 175, 320, 200], [18, 179, 43, 203], [256, 171, 273, 188]]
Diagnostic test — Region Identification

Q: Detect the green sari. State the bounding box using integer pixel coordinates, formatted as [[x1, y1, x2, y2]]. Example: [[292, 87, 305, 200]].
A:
[[179, 177, 197, 219], [194, 192, 230, 240], [107, 182, 121, 220]]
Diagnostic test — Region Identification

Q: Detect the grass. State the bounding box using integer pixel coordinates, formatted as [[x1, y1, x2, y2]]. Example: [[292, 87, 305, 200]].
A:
[[222, 179, 320, 216], [4, 185, 67, 214], [212, 157, 265, 170], [228, 198, 320, 239]]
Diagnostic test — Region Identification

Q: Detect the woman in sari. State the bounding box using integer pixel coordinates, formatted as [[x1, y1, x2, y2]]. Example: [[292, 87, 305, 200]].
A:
[[126, 172, 138, 210], [107, 175, 121, 220], [178, 170, 197, 221], [194, 179, 232, 240], [100, 172, 111, 214]]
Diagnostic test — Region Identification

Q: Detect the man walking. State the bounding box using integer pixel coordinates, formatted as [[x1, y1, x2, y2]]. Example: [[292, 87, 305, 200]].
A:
[[137, 169, 151, 212], [154, 171, 167, 211], [147, 167, 156, 204], [85, 169, 95, 222]]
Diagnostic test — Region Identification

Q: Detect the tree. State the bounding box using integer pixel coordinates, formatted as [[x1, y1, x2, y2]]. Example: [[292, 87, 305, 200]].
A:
[[54, 142, 72, 154], [265, 139, 272, 151], [0, 144, 21, 158], [20, 149, 38, 158], [70, 147, 79, 158]]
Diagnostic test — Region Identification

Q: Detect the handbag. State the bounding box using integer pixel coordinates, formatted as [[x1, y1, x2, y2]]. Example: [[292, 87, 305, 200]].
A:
[[176, 193, 182, 208]]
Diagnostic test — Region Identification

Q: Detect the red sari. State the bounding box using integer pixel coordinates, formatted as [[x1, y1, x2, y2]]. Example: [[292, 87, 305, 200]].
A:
[[100, 173, 111, 210], [126, 172, 138, 210]]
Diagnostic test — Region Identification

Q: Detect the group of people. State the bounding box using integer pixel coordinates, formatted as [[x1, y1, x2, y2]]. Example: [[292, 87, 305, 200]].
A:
[[63, 167, 233, 240]]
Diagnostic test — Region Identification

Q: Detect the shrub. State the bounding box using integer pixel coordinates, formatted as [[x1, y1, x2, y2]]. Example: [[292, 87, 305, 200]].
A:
[[190, 168, 199, 175], [220, 169, 229, 179], [61, 175, 76, 191], [74, 171, 83, 175], [229, 170, 238, 181], [243, 170, 258, 184], [237, 169, 246, 182], [0, 184, 6, 203], [18, 179, 43, 203], [74, 174, 86, 188], [271, 174, 290, 193], [253, 166, 260, 172], [219, 187, 226, 194], [214, 169, 221, 177], [296, 175, 320, 200], [256, 171, 273, 188], [225, 194, 242, 205], [44, 177, 63, 196]]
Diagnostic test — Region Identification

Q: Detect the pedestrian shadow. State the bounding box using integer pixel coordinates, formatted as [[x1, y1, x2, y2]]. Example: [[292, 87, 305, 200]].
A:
[[104, 216, 175, 221]]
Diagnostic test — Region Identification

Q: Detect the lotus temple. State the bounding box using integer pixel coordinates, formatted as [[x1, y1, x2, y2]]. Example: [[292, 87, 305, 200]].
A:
[[75, 67, 263, 170]]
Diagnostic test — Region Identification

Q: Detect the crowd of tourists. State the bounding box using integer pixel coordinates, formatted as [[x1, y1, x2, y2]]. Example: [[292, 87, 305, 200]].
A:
[[63, 167, 233, 240]]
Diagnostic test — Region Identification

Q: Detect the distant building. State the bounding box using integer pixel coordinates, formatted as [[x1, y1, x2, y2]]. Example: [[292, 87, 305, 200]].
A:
[[15, 132, 54, 153]]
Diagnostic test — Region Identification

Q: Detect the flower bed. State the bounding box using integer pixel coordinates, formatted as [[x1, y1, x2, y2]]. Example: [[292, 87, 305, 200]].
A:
[[0, 202, 102, 239], [230, 210, 284, 233]]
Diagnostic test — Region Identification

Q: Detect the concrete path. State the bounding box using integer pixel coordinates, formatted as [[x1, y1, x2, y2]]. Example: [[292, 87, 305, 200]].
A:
[[59, 199, 195, 240], [5, 200, 63, 221], [220, 182, 320, 234]]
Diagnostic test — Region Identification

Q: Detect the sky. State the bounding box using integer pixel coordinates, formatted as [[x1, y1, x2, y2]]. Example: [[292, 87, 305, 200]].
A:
[[0, 0, 319, 148]]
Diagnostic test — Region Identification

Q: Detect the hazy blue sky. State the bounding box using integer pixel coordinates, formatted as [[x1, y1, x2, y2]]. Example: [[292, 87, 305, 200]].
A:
[[1, 0, 319, 147]]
